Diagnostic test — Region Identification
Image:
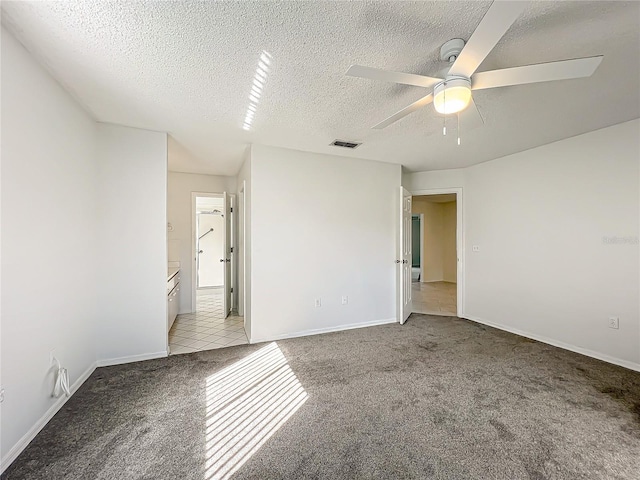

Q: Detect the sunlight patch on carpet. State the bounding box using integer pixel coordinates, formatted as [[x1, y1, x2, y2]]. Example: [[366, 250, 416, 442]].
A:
[[204, 342, 308, 479]]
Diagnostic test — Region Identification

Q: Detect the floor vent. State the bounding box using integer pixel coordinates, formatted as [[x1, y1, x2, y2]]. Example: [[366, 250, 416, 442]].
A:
[[330, 140, 361, 149]]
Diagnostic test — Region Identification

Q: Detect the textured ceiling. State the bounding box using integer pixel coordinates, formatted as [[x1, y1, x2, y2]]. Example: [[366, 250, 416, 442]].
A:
[[2, 1, 639, 175]]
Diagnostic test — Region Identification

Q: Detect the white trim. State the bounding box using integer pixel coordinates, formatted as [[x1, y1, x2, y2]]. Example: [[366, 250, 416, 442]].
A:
[[463, 314, 640, 373], [96, 351, 168, 367], [410, 188, 464, 317], [250, 318, 396, 344], [228, 193, 237, 312], [0, 362, 97, 473], [222, 191, 229, 316]]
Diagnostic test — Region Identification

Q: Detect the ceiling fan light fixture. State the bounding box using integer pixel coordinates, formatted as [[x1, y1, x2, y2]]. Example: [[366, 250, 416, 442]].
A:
[[433, 78, 472, 115]]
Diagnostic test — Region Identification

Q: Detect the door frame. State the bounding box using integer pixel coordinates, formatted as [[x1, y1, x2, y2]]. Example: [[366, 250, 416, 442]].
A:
[[191, 191, 225, 313], [238, 182, 247, 326], [409, 187, 464, 317], [228, 193, 237, 313]]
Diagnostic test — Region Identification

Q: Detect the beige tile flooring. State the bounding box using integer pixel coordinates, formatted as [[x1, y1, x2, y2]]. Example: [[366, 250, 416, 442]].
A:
[[168, 288, 248, 355], [412, 281, 457, 316]]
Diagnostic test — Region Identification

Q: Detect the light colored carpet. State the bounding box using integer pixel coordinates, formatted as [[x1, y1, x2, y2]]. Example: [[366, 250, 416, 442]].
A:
[[3, 314, 640, 479]]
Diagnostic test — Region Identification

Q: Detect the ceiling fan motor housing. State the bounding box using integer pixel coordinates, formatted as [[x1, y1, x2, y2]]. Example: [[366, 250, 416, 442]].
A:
[[433, 77, 472, 114], [440, 38, 465, 62]]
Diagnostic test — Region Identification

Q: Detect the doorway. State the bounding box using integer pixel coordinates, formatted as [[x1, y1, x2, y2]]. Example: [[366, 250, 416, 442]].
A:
[[409, 192, 460, 317], [194, 196, 227, 320], [196, 201, 224, 288], [168, 192, 248, 355], [411, 214, 423, 283]]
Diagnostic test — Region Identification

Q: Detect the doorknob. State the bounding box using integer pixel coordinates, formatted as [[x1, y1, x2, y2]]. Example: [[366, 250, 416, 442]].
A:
[[199, 250, 203, 254], [395, 260, 401, 263], [219, 259, 224, 262]]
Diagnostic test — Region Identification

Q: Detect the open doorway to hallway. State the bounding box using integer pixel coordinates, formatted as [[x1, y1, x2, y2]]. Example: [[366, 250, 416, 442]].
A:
[[411, 194, 457, 316], [168, 193, 248, 355]]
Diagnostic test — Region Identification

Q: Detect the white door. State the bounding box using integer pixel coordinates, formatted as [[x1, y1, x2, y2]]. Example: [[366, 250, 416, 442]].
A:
[[229, 194, 236, 312], [223, 192, 231, 318], [399, 187, 413, 324]]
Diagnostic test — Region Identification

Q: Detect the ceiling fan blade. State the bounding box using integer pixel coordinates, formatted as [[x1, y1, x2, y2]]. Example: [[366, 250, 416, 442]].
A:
[[448, 1, 527, 78], [471, 56, 603, 90], [372, 93, 434, 129], [458, 97, 484, 131], [346, 65, 442, 89]]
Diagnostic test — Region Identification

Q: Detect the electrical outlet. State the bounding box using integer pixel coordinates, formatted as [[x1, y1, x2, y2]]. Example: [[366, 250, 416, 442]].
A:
[[314, 298, 322, 307], [608, 317, 619, 329], [0, 387, 4, 403], [341, 296, 348, 305], [472, 245, 480, 252]]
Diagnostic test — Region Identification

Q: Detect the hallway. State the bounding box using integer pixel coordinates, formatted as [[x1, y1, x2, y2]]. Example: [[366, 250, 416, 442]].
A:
[[168, 289, 248, 354], [412, 281, 456, 316]]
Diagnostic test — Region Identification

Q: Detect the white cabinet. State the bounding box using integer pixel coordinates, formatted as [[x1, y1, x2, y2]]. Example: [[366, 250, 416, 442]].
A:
[[167, 270, 180, 330]]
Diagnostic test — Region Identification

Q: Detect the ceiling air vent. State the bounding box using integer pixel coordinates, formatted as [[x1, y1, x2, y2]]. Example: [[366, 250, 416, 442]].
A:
[[330, 140, 361, 149]]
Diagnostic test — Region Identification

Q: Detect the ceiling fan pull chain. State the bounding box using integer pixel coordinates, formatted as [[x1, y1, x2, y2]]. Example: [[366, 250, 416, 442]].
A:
[[457, 113, 461, 146]]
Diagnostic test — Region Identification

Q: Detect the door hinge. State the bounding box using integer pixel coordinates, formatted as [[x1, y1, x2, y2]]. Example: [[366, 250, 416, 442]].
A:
[[230, 207, 233, 213], [230, 288, 234, 293], [230, 247, 234, 253]]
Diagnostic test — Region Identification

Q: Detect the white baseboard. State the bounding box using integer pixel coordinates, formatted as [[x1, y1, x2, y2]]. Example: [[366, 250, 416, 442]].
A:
[[96, 350, 168, 367], [463, 314, 640, 373], [250, 318, 397, 344], [0, 361, 97, 474]]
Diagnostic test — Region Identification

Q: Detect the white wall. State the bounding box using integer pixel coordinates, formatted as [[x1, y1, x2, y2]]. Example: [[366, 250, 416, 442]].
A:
[[237, 151, 252, 340], [95, 124, 168, 363], [2, 26, 177, 471], [1, 27, 98, 467], [407, 119, 640, 369], [167, 172, 236, 312], [405, 168, 465, 191], [249, 145, 401, 342]]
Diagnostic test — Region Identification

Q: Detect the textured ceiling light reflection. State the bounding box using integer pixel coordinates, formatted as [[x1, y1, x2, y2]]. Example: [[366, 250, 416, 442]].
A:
[[242, 51, 272, 131], [204, 342, 308, 479]]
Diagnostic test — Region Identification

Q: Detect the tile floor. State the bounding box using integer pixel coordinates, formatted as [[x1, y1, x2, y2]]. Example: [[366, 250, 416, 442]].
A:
[[168, 288, 248, 355], [412, 281, 457, 316]]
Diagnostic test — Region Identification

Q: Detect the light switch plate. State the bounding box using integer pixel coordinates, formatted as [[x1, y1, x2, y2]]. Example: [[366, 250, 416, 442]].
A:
[[472, 245, 480, 252]]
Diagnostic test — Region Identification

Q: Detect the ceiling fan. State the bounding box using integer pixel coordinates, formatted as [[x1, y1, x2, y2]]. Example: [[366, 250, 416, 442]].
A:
[[346, 1, 603, 130]]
